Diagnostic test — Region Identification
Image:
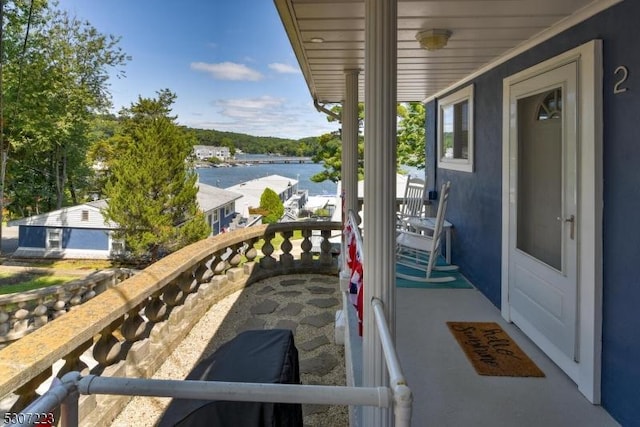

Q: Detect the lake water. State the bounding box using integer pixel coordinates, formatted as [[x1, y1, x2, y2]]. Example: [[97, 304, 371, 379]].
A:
[[196, 155, 337, 196], [196, 154, 424, 196]]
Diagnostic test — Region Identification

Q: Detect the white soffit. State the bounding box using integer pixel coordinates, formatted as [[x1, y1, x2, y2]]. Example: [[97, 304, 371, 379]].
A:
[[275, 0, 620, 103]]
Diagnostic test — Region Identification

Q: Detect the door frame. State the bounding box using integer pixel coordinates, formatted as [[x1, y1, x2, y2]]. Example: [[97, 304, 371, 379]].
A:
[[501, 40, 603, 403]]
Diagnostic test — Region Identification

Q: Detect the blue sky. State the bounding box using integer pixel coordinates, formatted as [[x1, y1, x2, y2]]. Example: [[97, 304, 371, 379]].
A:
[[57, 0, 340, 140]]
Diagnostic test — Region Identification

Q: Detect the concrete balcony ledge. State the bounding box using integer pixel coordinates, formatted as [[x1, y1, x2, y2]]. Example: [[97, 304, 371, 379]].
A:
[[0, 221, 342, 426]]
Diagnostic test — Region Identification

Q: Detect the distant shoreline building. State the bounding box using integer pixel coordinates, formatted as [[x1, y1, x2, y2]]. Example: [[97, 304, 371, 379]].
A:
[[192, 145, 232, 162]]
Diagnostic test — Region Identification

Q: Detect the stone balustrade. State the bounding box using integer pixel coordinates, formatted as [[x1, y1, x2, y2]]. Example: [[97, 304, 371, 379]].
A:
[[0, 269, 136, 347], [0, 221, 341, 426]]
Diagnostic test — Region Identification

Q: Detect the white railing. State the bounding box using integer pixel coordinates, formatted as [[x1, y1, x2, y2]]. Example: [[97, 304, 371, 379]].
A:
[[342, 209, 413, 426]]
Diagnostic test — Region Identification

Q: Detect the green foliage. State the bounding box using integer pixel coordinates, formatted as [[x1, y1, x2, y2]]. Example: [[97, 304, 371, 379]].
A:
[[189, 128, 321, 157], [259, 187, 285, 224], [397, 103, 426, 169], [1, 1, 128, 218], [103, 91, 209, 262], [310, 102, 426, 183]]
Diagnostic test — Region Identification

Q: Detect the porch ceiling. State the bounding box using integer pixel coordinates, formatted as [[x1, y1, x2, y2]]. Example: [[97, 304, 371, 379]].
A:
[[274, 0, 600, 103]]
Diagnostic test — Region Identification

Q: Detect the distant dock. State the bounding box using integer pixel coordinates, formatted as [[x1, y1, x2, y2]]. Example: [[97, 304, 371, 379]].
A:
[[229, 157, 313, 165]]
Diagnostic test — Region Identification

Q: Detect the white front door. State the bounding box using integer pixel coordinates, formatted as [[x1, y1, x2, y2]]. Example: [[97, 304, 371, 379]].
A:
[[501, 41, 603, 402], [508, 62, 579, 364]]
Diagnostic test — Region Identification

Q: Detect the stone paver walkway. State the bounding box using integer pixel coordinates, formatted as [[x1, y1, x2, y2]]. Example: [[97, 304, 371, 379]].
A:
[[112, 274, 347, 427]]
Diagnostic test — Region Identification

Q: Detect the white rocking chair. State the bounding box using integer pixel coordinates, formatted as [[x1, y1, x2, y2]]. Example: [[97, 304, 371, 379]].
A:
[[396, 181, 458, 283], [396, 175, 427, 232]]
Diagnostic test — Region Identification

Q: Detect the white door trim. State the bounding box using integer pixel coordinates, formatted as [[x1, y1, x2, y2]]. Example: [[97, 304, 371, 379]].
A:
[[501, 40, 603, 403]]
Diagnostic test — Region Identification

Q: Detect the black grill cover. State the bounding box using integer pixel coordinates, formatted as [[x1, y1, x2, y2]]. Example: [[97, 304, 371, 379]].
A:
[[157, 329, 303, 427]]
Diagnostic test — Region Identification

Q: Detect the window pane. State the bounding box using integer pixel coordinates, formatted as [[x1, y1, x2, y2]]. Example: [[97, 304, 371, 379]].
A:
[[442, 105, 454, 158], [454, 100, 469, 160], [516, 90, 562, 270]]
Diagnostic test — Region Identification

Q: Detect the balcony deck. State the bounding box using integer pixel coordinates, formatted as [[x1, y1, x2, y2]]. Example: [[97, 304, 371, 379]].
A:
[[396, 287, 619, 426], [111, 277, 618, 427], [110, 274, 347, 427]]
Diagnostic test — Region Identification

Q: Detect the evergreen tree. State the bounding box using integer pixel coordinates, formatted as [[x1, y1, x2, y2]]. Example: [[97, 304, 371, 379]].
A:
[[103, 91, 209, 262], [259, 187, 284, 224]]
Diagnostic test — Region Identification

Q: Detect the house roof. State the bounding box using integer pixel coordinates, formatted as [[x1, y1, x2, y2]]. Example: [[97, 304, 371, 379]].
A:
[[225, 174, 298, 217], [196, 183, 243, 213], [8, 184, 243, 229], [8, 200, 117, 229], [274, 0, 616, 103]]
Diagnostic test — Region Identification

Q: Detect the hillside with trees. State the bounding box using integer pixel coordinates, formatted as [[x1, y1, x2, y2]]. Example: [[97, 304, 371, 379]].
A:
[[188, 128, 321, 157]]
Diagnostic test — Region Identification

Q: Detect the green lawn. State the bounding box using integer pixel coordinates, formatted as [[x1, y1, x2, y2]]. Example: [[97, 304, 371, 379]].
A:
[[253, 229, 304, 250], [0, 273, 78, 295]]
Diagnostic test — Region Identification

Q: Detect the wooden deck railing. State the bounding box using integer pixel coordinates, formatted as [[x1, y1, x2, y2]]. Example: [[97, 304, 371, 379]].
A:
[[0, 221, 341, 426]]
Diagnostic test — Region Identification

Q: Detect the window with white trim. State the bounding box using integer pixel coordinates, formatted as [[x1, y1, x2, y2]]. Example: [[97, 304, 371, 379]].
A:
[[47, 229, 62, 250], [213, 209, 219, 223], [224, 203, 232, 217], [438, 84, 474, 172], [111, 239, 125, 255]]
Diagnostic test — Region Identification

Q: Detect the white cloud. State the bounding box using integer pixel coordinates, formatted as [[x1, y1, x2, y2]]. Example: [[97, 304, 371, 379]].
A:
[[268, 63, 301, 74], [190, 61, 263, 81], [182, 98, 339, 139]]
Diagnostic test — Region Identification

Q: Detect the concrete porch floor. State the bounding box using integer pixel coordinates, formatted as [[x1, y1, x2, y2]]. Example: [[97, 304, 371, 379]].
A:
[[395, 287, 619, 427]]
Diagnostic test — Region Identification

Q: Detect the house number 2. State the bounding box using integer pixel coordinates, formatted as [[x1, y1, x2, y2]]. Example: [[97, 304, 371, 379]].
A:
[[614, 66, 629, 94]]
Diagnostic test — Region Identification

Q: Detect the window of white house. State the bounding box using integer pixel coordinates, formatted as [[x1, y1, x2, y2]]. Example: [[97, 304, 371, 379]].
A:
[[437, 84, 474, 172], [111, 239, 125, 255], [81, 210, 89, 221], [47, 229, 62, 250], [224, 203, 232, 216]]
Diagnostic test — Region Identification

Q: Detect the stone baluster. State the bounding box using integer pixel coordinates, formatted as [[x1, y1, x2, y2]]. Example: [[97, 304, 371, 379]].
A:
[[228, 243, 244, 268], [32, 299, 49, 328], [9, 368, 52, 412], [68, 288, 85, 310], [144, 293, 168, 323], [93, 318, 124, 367], [194, 259, 214, 286], [211, 248, 229, 276], [244, 239, 259, 263], [121, 308, 147, 343], [52, 294, 68, 319], [0, 310, 10, 337], [58, 340, 92, 377], [82, 282, 98, 302], [260, 232, 277, 270], [280, 230, 294, 267], [162, 283, 184, 308], [12, 305, 31, 336], [319, 229, 334, 266], [177, 270, 198, 295], [300, 229, 314, 265]]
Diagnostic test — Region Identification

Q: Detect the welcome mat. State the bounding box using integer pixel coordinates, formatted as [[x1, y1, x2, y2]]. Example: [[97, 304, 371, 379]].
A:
[[447, 321, 545, 377]]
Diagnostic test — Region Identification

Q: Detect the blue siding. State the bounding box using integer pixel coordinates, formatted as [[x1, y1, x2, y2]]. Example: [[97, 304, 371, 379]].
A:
[[425, 2, 640, 424], [62, 228, 109, 250], [18, 226, 46, 248], [18, 226, 109, 251]]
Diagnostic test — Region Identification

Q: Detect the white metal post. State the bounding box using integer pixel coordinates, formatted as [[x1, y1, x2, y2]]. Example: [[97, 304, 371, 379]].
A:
[[364, 0, 397, 425]]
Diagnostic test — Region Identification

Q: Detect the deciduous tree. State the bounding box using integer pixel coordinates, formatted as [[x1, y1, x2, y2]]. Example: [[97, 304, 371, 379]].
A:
[[259, 187, 284, 224]]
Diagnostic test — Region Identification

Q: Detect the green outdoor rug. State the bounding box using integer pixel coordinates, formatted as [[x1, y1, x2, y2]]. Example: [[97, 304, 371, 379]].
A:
[[396, 258, 474, 289]]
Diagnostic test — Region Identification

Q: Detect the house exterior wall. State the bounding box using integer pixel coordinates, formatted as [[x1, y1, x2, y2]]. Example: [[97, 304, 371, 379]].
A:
[[62, 228, 109, 250], [18, 225, 46, 248], [425, 2, 639, 424], [16, 225, 112, 258], [206, 203, 236, 235]]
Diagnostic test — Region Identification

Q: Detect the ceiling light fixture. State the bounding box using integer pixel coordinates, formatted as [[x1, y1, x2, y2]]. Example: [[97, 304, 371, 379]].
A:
[[310, 37, 325, 43], [415, 29, 452, 51]]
